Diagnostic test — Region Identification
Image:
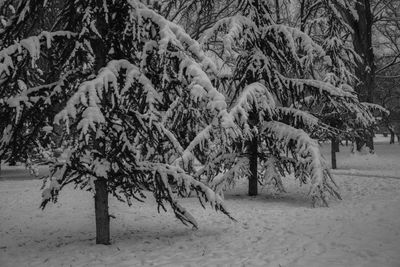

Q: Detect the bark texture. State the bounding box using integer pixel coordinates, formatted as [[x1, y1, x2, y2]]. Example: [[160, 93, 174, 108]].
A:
[[94, 178, 110, 245], [248, 135, 258, 196]]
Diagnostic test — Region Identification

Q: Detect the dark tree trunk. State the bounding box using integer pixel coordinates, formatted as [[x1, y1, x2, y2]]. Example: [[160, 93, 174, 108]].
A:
[[335, 138, 340, 152], [331, 137, 337, 169], [248, 135, 258, 196], [366, 133, 374, 152], [355, 136, 364, 151], [299, 0, 306, 32], [390, 133, 395, 144], [389, 127, 395, 144], [352, 0, 375, 152], [94, 178, 110, 245], [92, 12, 110, 245], [275, 0, 281, 23]]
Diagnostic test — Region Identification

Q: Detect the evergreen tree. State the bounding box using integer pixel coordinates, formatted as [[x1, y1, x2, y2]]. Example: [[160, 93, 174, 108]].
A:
[[307, 0, 388, 155], [199, 0, 374, 205], [299, 0, 375, 165], [328, 0, 379, 151], [0, 0, 235, 244]]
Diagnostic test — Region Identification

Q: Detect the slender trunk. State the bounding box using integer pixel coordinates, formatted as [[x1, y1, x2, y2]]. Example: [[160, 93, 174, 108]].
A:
[[94, 178, 110, 245], [390, 133, 395, 144], [355, 136, 364, 151], [352, 0, 375, 152], [299, 0, 306, 32], [331, 137, 337, 169], [389, 127, 395, 144], [366, 133, 374, 152], [275, 0, 281, 23], [335, 138, 340, 152], [248, 135, 258, 196], [92, 12, 110, 245]]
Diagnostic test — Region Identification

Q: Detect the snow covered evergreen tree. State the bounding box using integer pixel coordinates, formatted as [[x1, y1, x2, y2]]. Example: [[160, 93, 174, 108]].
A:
[[324, 0, 388, 152], [294, 0, 375, 165], [199, 0, 375, 205], [0, 0, 236, 244], [302, 0, 387, 155], [160, 0, 237, 40]]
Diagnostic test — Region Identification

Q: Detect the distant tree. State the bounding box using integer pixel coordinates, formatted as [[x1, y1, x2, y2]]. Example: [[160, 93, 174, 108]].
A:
[[305, 0, 379, 164], [329, 0, 400, 151], [373, 0, 400, 143], [0, 0, 234, 245]]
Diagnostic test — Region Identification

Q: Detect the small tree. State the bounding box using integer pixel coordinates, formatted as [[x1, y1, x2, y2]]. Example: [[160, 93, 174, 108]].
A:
[[0, 0, 235, 245]]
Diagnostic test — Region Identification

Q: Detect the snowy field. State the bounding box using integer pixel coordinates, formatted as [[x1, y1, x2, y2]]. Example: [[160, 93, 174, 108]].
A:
[[1, 135, 400, 267]]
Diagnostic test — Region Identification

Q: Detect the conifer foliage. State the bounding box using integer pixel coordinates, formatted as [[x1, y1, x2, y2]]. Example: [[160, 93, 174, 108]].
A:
[[0, 0, 379, 246], [200, 0, 374, 205], [0, 0, 235, 244]]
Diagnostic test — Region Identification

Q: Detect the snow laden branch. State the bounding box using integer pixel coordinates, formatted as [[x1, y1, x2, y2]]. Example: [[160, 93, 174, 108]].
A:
[[229, 82, 276, 126], [167, 58, 239, 168], [201, 14, 325, 69], [0, 30, 75, 79], [137, 162, 234, 228], [261, 121, 341, 206], [347, 102, 389, 129], [54, 59, 161, 138], [173, 82, 275, 177], [276, 107, 319, 128], [275, 107, 335, 135], [200, 15, 254, 58], [191, 83, 277, 195], [51, 58, 234, 227], [261, 156, 286, 193], [261, 25, 325, 67], [280, 76, 356, 98], [129, 0, 217, 73], [361, 102, 389, 116]]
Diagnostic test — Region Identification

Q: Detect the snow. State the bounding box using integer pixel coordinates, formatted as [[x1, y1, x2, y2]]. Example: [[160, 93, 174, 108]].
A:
[[1, 136, 400, 266], [262, 121, 337, 203], [0, 31, 75, 79]]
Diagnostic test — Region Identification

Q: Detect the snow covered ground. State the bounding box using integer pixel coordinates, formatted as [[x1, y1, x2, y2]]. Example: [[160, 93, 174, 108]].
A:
[[1, 135, 400, 266]]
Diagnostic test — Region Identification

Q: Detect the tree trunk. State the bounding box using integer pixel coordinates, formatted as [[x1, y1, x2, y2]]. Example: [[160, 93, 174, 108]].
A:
[[352, 0, 375, 152], [248, 135, 258, 196], [389, 127, 395, 144], [331, 137, 337, 169], [390, 133, 395, 144], [366, 132, 374, 153], [335, 138, 340, 152], [94, 178, 110, 245], [92, 12, 110, 245], [355, 136, 364, 151], [275, 0, 281, 23]]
